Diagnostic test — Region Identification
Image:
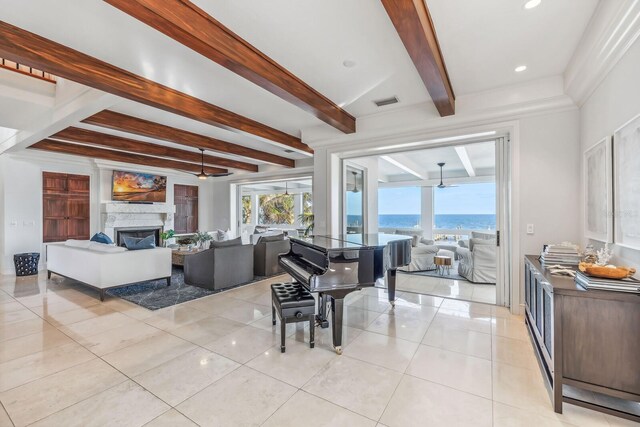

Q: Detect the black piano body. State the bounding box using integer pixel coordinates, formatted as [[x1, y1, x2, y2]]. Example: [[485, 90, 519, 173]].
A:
[[278, 234, 411, 354]]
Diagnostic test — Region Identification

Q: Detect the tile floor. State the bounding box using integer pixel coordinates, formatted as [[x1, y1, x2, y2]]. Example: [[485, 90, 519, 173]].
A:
[[0, 272, 629, 427], [397, 270, 497, 304]]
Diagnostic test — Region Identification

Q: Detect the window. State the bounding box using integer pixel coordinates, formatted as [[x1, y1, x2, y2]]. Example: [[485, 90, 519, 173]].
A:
[[434, 183, 496, 232], [378, 187, 421, 229], [258, 194, 295, 225], [303, 192, 312, 216], [242, 195, 252, 224]]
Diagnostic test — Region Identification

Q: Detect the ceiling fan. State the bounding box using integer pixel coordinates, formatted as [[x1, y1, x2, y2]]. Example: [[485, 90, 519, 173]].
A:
[[194, 148, 233, 180], [436, 162, 458, 189]]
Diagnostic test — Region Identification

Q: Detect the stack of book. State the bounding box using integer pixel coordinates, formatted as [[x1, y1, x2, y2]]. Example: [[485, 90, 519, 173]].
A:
[[540, 244, 581, 267], [575, 271, 640, 293]]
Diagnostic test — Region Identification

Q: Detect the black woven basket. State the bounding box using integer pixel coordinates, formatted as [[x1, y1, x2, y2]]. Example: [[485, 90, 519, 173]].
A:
[[14, 252, 40, 277]]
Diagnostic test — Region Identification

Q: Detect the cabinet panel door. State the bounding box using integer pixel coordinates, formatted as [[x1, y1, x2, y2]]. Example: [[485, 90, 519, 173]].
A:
[[67, 174, 90, 194], [43, 195, 68, 242], [174, 184, 198, 234], [67, 195, 90, 240], [43, 172, 67, 194]]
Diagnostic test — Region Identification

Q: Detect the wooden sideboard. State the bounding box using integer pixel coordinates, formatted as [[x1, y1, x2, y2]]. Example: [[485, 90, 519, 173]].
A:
[[524, 255, 640, 422]]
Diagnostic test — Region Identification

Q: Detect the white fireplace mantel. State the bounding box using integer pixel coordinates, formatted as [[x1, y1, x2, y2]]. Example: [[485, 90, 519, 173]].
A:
[[101, 202, 176, 239]]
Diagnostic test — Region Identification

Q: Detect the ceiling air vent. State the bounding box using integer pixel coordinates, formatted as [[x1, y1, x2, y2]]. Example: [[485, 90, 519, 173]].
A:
[[373, 96, 399, 107], [283, 149, 295, 153]]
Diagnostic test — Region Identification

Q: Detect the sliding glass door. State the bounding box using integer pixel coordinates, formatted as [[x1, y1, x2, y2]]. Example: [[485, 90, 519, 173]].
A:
[[344, 165, 365, 235]]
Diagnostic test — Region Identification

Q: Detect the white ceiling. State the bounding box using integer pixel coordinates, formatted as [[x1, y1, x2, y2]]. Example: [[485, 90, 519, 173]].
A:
[[427, 0, 599, 94], [355, 140, 496, 183], [0, 0, 599, 169]]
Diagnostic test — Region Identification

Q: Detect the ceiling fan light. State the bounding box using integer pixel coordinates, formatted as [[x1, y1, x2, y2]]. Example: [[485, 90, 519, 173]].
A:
[[197, 173, 208, 180]]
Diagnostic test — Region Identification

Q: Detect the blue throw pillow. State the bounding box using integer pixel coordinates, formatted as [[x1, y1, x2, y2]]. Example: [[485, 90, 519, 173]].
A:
[[90, 232, 113, 245], [123, 235, 156, 250]]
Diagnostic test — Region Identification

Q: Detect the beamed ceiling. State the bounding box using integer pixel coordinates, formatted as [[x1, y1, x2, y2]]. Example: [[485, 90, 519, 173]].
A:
[[0, 0, 598, 176]]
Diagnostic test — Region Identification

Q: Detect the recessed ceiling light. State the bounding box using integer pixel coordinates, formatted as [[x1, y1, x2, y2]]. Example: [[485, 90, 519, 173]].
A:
[[524, 0, 541, 9], [342, 60, 357, 68], [515, 65, 527, 72]]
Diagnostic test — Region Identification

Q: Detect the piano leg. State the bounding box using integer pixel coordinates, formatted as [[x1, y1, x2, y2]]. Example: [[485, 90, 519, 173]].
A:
[[316, 293, 329, 328], [386, 268, 397, 306], [330, 297, 344, 355]]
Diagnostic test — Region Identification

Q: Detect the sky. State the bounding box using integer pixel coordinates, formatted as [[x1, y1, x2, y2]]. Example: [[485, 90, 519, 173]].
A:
[[377, 183, 496, 215]]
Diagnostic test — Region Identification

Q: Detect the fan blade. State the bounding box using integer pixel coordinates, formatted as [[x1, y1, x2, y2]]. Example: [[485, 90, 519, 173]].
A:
[[208, 172, 234, 177]]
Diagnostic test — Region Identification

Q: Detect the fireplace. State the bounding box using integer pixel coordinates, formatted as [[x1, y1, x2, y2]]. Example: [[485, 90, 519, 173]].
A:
[[114, 227, 162, 247]]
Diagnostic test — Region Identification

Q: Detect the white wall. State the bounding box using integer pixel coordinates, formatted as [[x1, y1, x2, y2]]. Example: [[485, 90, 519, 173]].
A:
[[0, 152, 217, 274], [580, 37, 640, 267]]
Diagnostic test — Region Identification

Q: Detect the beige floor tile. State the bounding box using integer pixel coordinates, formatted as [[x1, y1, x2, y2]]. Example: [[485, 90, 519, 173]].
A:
[[38, 304, 115, 327], [432, 308, 492, 334], [493, 402, 574, 427], [144, 409, 198, 427], [492, 317, 529, 341], [365, 305, 437, 343], [29, 380, 169, 427], [380, 375, 492, 427], [0, 328, 73, 363], [346, 295, 394, 313], [492, 305, 516, 318], [604, 413, 640, 426], [0, 308, 38, 325], [0, 404, 11, 427], [248, 314, 305, 336], [421, 322, 492, 359], [59, 311, 137, 340], [342, 306, 382, 329], [134, 347, 239, 406], [471, 286, 497, 304], [203, 325, 280, 364], [177, 366, 296, 427], [0, 358, 126, 426], [79, 321, 162, 356], [0, 302, 24, 314], [0, 318, 55, 343], [28, 298, 101, 317], [431, 282, 475, 299], [241, 290, 273, 306], [492, 361, 553, 413], [394, 292, 444, 308], [440, 298, 493, 316], [144, 305, 211, 331], [297, 324, 363, 352], [343, 331, 419, 372], [247, 340, 336, 387], [0, 342, 95, 392], [303, 356, 402, 420], [182, 295, 246, 316], [170, 315, 246, 345], [102, 333, 196, 377], [216, 300, 272, 324], [492, 335, 538, 369], [101, 297, 155, 320], [223, 282, 272, 300], [263, 390, 376, 427], [406, 345, 492, 398]]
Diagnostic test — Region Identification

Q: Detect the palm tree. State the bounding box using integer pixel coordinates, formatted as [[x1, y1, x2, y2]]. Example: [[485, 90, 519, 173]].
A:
[[259, 194, 295, 224]]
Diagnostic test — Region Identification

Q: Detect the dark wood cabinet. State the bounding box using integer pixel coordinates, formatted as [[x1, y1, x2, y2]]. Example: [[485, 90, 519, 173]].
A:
[[42, 172, 90, 242], [174, 184, 198, 234], [524, 256, 640, 423]]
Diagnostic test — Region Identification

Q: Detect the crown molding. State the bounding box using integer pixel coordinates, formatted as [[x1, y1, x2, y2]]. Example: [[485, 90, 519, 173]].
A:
[[564, 0, 640, 106]]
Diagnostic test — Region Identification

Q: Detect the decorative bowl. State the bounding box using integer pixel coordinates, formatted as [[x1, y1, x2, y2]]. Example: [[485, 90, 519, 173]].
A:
[[578, 262, 636, 279]]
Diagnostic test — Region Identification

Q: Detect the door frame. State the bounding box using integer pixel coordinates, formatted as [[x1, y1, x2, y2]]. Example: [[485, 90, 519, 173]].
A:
[[341, 161, 368, 235]]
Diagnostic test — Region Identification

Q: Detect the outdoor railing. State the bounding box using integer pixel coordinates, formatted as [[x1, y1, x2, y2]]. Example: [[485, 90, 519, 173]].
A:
[[0, 58, 56, 83]]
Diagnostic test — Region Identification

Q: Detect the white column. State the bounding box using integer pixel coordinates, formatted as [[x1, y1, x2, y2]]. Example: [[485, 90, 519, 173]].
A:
[[293, 193, 303, 227], [421, 186, 434, 239]]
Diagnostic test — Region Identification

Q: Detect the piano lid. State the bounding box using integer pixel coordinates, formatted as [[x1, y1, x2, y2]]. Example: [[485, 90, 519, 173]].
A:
[[290, 233, 411, 251]]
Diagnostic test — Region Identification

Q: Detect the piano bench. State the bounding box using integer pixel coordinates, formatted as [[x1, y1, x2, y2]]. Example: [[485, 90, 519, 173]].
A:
[[271, 283, 316, 353]]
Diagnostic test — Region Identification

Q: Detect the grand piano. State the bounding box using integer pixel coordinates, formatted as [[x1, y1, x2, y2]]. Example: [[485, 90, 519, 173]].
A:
[[279, 233, 411, 354]]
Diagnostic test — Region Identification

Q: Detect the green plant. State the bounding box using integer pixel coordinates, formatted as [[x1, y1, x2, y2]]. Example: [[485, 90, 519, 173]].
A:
[[258, 194, 295, 224], [160, 229, 175, 241], [194, 230, 213, 243], [298, 212, 314, 236]]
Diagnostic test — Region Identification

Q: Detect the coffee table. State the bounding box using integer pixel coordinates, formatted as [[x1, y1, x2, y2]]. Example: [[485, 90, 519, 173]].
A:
[[171, 248, 205, 266], [434, 255, 452, 276]]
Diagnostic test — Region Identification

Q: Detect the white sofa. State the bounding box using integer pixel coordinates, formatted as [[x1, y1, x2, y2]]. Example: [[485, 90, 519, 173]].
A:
[[46, 241, 172, 301]]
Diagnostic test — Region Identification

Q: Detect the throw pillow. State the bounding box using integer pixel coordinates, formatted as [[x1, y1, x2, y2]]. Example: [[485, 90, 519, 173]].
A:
[[257, 233, 285, 244], [90, 232, 113, 245], [211, 236, 243, 248], [469, 237, 496, 251], [123, 235, 156, 250], [420, 238, 435, 246], [217, 229, 228, 241]]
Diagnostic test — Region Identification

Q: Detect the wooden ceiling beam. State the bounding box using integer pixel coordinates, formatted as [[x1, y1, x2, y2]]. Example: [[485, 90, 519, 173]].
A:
[[30, 139, 228, 175], [105, 0, 356, 134], [0, 20, 312, 153], [83, 110, 295, 168], [381, 0, 455, 116], [52, 127, 259, 172]]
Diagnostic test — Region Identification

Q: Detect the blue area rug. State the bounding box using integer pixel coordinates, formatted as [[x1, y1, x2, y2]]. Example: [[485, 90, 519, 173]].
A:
[[107, 268, 269, 310]]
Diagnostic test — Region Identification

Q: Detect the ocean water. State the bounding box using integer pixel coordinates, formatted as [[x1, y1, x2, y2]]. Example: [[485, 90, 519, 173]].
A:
[[347, 214, 496, 230]]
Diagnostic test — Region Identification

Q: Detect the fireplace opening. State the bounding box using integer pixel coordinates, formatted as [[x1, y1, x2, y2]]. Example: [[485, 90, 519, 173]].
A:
[[114, 227, 162, 247]]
